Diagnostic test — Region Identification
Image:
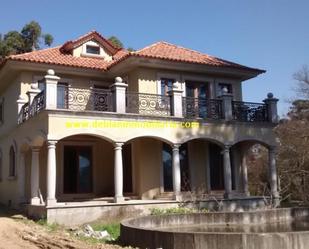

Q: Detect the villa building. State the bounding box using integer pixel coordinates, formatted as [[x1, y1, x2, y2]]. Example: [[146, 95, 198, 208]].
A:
[[0, 31, 279, 224]]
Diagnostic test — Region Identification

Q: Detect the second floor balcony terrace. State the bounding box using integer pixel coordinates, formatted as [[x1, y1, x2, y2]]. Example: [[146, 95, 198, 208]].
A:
[[17, 70, 279, 125]]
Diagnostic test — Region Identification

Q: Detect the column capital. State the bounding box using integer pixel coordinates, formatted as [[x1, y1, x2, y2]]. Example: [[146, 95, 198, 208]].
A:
[[172, 143, 181, 150], [222, 144, 231, 153], [47, 140, 58, 147], [114, 142, 124, 148], [268, 145, 278, 153], [31, 146, 41, 153]]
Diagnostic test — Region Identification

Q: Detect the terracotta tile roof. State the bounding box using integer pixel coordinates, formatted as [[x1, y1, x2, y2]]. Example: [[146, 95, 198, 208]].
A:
[[6, 45, 130, 71], [132, 41, 264, 72], [1, 31, 264, 73], [60, 30, 120, 55]]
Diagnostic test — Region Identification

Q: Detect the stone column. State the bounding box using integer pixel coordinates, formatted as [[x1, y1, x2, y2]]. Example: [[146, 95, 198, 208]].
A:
[[269, 146, 280, 206], [18, 151, 26, 203], [168, 83, 183, 117], [241, 149, 250, 197], [263, 93, 279, 123], [220, 87, 233, 121], [222, 145, 232, 199], [172, 144, 181, 201], [44, 69, 60, 110], [30, 147, 40, 205], [110, 77, 128, 113], [114, 142, 124, 203], [46, 140, 57, 206]]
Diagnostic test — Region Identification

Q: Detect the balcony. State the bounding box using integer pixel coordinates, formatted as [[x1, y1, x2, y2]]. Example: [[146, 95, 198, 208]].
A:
[[17, 73, 278, 125]]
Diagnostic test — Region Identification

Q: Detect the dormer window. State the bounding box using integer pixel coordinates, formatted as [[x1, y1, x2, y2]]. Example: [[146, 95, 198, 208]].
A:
[[86, 45, 100, 55]]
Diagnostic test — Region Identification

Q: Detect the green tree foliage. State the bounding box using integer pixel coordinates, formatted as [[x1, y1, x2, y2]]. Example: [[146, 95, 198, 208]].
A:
[[0, 21, 53, 59], [108, 36, 124, 48], [107, 35, 135, 51]]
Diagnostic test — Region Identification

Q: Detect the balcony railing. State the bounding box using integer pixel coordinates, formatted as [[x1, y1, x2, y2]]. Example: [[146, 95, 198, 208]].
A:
[[29, 91, 45, 117], [126, 92, 171, 116], [59, 86, 113, 112], [17, 82, 274, 125], [18, 102, 29, 124], [182, 97, 223, 120], [232, 101, 268, 122]]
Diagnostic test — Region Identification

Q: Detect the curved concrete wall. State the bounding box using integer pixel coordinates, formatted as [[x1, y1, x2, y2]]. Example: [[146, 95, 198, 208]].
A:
[[121, 208, 309, 249]]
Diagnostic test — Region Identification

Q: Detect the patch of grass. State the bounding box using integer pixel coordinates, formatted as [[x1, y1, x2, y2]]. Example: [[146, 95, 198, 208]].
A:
[[36, 218, 59, 231], [91, 223, 120, 240]]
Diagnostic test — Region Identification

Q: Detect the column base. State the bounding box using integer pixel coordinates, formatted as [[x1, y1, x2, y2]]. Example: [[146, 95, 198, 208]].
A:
[[173, 193, 182, 201], [272, 192, 280, 207], [244, 191, 250, 197], [46, 198, 57, 206], [223, 192, 232, 199], [30, 197, 41, 205], [114, 196, 125, 203]]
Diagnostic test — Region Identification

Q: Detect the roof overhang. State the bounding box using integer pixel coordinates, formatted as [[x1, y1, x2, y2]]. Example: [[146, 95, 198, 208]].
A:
[[109, 56, 265, 81]]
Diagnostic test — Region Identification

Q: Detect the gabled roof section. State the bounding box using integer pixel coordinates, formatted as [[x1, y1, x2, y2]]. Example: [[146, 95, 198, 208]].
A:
[[60, 30, 121, 55], [4, 45, 129, 71], [0, 31, 265, 75], [131, 41, 265, 73]]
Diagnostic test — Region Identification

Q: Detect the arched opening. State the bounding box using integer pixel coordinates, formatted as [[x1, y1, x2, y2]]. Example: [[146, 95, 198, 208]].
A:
[[231, 140, 270, 197], [124, 136, 173, 200], [56, 134, 115, 201], [162, 142, 190, 192], [179, 138, 227, 193]]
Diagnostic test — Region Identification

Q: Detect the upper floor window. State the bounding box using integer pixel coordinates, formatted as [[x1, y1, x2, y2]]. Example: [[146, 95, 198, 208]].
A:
[[86, 45, 100, 55], [9, 146, 16, 177], [185, 81, 209, 99], [160, 78, 174, 96], [219, 83, 233, 95]]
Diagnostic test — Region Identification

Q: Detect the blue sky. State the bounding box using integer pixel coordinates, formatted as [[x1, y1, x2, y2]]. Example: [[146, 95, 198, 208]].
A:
[[1, 0, 308, 116]]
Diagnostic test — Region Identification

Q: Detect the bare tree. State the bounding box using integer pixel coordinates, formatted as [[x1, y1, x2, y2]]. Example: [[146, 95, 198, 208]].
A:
[[293, 65, 309, 100]]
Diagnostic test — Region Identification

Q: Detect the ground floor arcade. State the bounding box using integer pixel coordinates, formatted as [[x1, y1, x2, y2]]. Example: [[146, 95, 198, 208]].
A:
[[16, 134, 279, 208]]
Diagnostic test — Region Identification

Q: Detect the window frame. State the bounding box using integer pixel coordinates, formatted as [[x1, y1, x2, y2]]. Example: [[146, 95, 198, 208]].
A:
[[86, 45, 100, 55]]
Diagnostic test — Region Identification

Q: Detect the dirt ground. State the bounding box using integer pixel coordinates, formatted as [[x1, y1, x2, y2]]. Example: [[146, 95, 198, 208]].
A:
[[0, 209, 129, 249]]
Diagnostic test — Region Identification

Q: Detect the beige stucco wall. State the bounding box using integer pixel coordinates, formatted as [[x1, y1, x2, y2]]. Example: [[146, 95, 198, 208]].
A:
[[72, 40, 113, 62], [188, 140, 208, 191], [132, 138, 161, 199]]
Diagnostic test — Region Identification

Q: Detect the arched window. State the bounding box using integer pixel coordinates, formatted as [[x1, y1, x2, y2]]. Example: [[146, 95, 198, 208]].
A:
[[9, 146, 16, 177]]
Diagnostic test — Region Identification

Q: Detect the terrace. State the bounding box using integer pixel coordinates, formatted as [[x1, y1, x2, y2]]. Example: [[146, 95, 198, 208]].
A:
[[17, 71, 278, 125]]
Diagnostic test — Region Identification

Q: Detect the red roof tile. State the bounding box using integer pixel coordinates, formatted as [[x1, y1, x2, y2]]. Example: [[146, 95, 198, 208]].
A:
[[7, 46, 129, 71], [1, 31, 264, 73], [132, 41, 264, 72]]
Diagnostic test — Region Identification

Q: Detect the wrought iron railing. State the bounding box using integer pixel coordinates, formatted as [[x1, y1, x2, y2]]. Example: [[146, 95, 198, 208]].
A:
[[126, 92, 171, 116], [61, 86, 113, 112], [182, 97, 223, 120], [29, 91, 45, 117], [18, 103, 29, 124], [232, 101, 268, 122]]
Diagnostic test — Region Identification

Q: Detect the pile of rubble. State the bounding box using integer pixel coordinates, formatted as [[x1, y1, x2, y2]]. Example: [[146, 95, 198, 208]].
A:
[[73, 224, 113, 241]]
